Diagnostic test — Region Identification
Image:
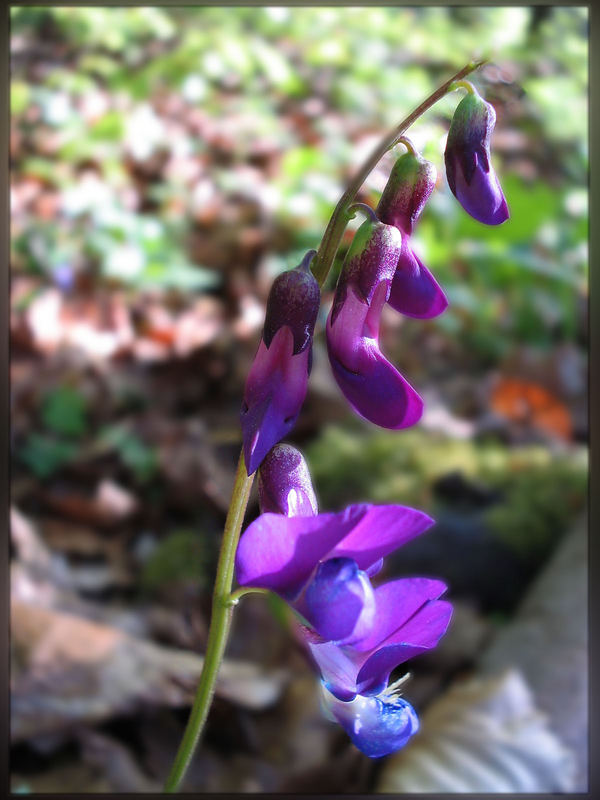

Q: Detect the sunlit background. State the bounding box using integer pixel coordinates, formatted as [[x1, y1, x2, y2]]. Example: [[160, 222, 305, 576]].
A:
[[10, 6, 588, 793]]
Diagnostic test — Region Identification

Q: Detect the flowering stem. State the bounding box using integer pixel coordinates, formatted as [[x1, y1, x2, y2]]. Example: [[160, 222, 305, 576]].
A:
[[164, 451, 254, 793], [164, 58, 486, 792], [310, 59, 487, 288]]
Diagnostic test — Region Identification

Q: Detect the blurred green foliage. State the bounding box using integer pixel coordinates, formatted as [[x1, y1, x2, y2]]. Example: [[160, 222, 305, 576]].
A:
[[140, 529, 210, 593], [41, 385, 88, 437], [11, 7, 587, 361], [306, 423, 587, 560]]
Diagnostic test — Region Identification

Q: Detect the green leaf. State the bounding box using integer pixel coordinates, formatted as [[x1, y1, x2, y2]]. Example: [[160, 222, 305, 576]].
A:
[[19, 434, 77, 479], [41, 386, 88, 437]]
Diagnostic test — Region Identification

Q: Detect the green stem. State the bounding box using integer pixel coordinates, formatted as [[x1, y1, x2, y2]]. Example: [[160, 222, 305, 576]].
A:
[[164, 451, 254, 793], [310, 58, 487, 288], [228, 586, 271, 605]]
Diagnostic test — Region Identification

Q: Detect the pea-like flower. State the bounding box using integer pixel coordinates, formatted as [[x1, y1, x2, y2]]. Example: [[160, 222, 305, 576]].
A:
[[235, 444, 452, 758], [444, 86, 509, 225], [240, 251, 320, 475], [325, 213, 423, 429], [376, 150, 448, 319]]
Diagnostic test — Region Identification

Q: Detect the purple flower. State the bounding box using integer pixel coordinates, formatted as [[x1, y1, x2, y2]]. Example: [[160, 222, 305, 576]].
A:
[[303, 576, 452, 700], [326, 216, 423, 429], [235, 443, 452, 758], [376, 151, 448, 319], [241, 251, 320, 475], [444, 87, 509, 225]]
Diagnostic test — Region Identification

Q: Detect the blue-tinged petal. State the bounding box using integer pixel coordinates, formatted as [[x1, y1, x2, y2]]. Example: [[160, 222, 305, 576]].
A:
[[355, 599, 453, 696], [304, 636, 362, 701], [321, 684, 419, 758], [387, 239, 448, 319], [235, 504, 370, 600], [302, 558, 376, 645]]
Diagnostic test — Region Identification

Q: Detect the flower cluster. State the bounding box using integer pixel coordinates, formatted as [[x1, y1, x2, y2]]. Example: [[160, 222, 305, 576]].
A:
[[236, 445, 452, 757], [234, 82, 508, 756], [240, 83, 507, 473]]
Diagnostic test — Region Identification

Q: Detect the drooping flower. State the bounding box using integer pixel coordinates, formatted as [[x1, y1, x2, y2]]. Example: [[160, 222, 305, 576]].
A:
[[444, 86, 509, 225], [325, 212, 423, 429], [304, 576, 452, 700], [376, 150, 448, 319], [235, 443, 453, 758], [240, 251, 320, 475]]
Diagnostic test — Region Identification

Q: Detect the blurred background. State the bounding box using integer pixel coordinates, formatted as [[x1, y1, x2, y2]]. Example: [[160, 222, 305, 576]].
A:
[[10, 6, 588, 793]]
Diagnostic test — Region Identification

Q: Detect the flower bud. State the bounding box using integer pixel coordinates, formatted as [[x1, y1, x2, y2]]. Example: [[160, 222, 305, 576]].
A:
[[376, 150, 447, 319], [444, 88, 509, 225], [258, 444, 318, 517], [376, 151, 436, 236], [241, 251, 320, 476]]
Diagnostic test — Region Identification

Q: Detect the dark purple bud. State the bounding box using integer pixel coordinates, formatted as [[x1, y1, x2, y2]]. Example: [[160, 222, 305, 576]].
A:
[[258, 444, 318, 517], [263, 250, 320, 355], [444, 88, 509, 225], [376, 151, 437, 236], [326, 217, 423, 429], [241, 251, 320, 475], [303, 557, 375, 645], [387, 237, 448, 319]]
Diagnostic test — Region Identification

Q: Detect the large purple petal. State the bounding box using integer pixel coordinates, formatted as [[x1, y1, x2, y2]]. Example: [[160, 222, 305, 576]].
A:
[[235, 504, 369, 600], [327, 287, 423, 429], [355, 599, 453, 695], [388, 238, 448, 319], [330, 506, 435, 572]]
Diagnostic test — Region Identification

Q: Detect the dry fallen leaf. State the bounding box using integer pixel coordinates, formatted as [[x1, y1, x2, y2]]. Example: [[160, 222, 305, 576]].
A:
[[11, 599, 288, 742], [376, 669, 576, 793]]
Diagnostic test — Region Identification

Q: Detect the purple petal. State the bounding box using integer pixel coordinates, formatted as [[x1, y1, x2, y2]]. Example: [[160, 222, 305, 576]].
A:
[[326, 287, 424, 429], [258, 444, 318, 517], [321, 685, 419, 758], [330, 506, 435, 572], [302, 557, 376, 645], [388, 239, 448, 319], [235, 504, 369, 599], [355, 599, 453, 695], [353, 578, 448, 652], [241, 326, 310, 475], [305, 636, 362, 700], [453, 153, 509, 225]]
